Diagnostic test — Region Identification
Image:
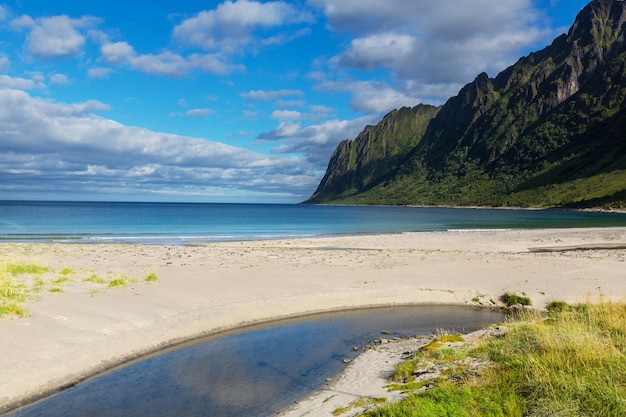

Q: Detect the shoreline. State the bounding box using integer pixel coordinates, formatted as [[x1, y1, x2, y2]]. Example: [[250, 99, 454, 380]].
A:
[[1, 227, 626, 414]]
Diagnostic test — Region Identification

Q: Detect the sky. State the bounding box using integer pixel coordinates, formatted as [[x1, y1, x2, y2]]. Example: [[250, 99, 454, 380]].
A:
[[0, 0, 591, 203]]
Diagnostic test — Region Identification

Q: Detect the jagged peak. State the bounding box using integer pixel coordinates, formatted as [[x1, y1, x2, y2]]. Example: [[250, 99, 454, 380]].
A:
[[568, 0, 626, 45]]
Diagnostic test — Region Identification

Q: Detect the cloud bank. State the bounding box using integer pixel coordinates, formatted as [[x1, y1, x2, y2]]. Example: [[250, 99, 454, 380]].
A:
[[0, 89, 320, 201]]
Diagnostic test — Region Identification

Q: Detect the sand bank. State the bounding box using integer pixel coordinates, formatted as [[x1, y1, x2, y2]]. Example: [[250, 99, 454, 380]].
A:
[[1, 227, 626, 413]]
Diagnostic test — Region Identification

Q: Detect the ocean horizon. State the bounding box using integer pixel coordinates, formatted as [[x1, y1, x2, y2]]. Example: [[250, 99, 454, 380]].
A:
[[2, 200, 626, 245]]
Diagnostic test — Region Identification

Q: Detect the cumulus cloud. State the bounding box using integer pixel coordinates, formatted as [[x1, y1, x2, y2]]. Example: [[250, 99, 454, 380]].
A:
[[100, 41, 186, 77], [87, 67, 112, 79], [258, 115, 377, 166], [0, 74, 45, 89], [309, 0, 551, 102], [319, 80, 421, 114], [100, 41, 243, 77], [50, 73, 69, 85], [0, 89, 319, 200], [271, 110, 303, 120], [173, 0, 314, 53], [11, 14, 101, 59]]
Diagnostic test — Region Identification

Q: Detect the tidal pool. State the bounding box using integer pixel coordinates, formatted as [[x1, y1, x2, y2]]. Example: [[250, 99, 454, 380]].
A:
[[6, 306, 502, 417]]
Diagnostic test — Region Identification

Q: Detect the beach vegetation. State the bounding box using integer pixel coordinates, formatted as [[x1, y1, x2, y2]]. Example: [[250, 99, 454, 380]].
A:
[[501, 292, 531, 307], [145, 272, 158, 283], [3, 263, 49, 276], [361, 301, 626, 417], [108, 277, 128, 288], [546, 300, 569, 313], [32, 276, 46, 293], [48, 287, 64, 293], [83, 274, 106, 284], [52, 276, 70, 285], [58, 268, 75, 275], [334, 397, 388, 416], [0, 270, 29, 317], [0, 302, 28, 318]]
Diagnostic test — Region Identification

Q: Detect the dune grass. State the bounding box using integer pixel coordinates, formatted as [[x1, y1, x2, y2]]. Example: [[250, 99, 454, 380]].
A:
[[0, 262, 49, 317], [363, 301, 626, 417], [0, 260, 159, 317], [145, 272, 158, 283]]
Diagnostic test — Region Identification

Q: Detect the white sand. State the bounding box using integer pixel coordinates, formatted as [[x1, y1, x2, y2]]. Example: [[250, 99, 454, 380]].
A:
[[1, 227, 626, 414]]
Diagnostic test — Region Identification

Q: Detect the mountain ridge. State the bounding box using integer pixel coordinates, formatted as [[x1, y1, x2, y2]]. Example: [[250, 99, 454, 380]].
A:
[[305, 0, 626, 208]]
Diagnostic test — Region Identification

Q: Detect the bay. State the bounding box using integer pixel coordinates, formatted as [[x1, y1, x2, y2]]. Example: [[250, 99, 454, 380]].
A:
[[1, 201, 626, 244]]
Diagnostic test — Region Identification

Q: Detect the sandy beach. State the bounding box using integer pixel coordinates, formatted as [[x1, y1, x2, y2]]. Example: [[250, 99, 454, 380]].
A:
[[1, 227, 626, 414]]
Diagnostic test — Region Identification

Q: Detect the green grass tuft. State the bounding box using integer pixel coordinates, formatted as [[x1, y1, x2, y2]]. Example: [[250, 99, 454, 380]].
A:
[[502, 292, 532, 307], [108, 278, 128, 288], [83, 274, 106, 284], [145, 272, 158, 283]]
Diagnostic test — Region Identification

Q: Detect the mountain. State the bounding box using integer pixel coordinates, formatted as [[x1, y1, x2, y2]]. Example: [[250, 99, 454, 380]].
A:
[[306, 105, 440, 203], [305, 0, 626, 209]]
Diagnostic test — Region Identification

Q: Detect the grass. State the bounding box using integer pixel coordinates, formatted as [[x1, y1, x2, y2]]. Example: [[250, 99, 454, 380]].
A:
[[0, 260, 161, 317], [108, 277, 129, 288], [502, 292, 532, 307], [362, 301, 626, 417], [3, 263, 49, 276], [0, 264, 36, 317], [83, 274, 106, 284], [334, 397, 388, 416]]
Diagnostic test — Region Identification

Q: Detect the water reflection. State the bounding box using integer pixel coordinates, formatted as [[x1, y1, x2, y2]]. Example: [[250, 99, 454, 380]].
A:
[[6, 306, 502, 417]]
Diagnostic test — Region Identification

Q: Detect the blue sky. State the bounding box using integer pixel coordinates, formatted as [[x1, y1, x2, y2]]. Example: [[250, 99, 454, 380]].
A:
[[0, 0, 590, 203]]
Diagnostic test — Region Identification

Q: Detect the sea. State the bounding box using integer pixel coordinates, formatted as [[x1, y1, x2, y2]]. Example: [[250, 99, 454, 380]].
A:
[[2, 200, 626, 244]]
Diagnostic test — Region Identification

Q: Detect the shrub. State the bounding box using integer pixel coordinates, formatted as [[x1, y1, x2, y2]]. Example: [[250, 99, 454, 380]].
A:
[[502, 293, 531, 307]]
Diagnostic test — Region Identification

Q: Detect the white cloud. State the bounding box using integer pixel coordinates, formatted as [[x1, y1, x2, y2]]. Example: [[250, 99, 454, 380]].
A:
[[0, 74, 45, 89], [11, 14, 101, 59], [258, 116, 377, 165], [87, 67, 112, 79], [185, 108, 214, 117], [310, 0, 551, 102], [271, 110, 303, 120], [241, 89, 304, 100], [0, 89, 319, 201], [100, 41, 135, 64], [319, 80, 421, 114], [173, 0, 314, 53], [338, 32, 416, 71], [50, 73, 69, 85], [100, 41, 243, 77]]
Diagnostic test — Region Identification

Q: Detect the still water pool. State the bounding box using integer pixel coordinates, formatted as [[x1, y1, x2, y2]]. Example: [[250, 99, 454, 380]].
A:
[[6, 306, 503, 417]]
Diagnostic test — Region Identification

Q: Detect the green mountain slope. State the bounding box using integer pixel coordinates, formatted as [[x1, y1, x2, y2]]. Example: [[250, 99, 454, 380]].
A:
[[306, 105, 440, 203], [306, 0, 626, 208]]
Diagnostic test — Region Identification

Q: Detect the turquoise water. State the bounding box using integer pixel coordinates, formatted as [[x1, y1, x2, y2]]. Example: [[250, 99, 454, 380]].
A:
[[2, 201, 626, 244]]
